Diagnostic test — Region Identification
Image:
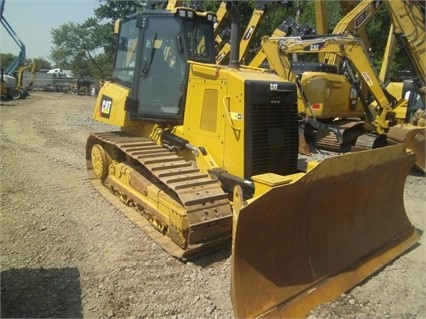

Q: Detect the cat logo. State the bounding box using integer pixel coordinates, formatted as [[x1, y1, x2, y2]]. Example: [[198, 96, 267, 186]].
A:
[[270, 83, 278, 91], [100, 95, 113, 118], [309, 44, 320, 51], [230, 112, 243, 120]]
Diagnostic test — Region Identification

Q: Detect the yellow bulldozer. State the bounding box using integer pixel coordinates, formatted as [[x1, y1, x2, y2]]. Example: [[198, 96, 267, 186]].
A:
[[86, 2, 420, 318]]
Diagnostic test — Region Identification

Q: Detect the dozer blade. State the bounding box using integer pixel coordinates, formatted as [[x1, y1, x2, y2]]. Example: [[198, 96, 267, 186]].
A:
[[231, 144, 420, 318], [387, 124, 425, 173]]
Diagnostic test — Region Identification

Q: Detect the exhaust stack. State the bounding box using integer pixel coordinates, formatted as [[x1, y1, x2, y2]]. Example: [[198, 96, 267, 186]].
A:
[[226, 1, 240, 69]]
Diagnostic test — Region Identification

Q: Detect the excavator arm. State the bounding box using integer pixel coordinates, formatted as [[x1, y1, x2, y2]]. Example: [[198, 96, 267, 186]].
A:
[[384, 1, 425, 87], [317, 0, 425, 91], [321, 0, 384, 66], [165, 0, 182, 10], [216, 1, 297, 65], [379, 23, 397, 82], [248, 16, 314, 68], [7, 61, 36, 99], [216, 1, 271, 64], [263, 34, 403, 135], [263, 33, 425, 170], [0, 0, 26, 76], [16, 62, 36, 89], [213, 2, 229, 44], [249, 18, 291, 68]]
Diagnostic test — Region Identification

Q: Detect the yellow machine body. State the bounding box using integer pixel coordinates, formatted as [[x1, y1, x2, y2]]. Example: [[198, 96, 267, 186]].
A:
[[87, 3, 420, 317], [257, 0, 425, 156], [297, 71, 363, 119]]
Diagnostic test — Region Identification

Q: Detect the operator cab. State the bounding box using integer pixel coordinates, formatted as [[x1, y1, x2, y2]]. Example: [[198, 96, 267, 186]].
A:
[[112, 8, 217, 123]]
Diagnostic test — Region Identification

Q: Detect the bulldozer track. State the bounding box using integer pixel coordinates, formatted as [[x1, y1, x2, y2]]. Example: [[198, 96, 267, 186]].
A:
[[86, 131, 232, 260]]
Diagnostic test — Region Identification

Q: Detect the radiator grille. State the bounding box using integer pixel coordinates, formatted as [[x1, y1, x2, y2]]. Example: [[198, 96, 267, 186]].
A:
[[250, 103, 299, 176]]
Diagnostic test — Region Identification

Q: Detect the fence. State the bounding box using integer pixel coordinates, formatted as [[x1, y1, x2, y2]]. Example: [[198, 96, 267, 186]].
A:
[[23, 72, 97, 95]]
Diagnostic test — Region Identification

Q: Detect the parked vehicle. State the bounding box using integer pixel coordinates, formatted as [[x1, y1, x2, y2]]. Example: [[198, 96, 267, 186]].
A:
[[47, 68, 65, 77]]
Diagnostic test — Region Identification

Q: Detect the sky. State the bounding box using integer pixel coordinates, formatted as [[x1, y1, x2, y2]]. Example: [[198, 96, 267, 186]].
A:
[[1, 0, 99, 62]]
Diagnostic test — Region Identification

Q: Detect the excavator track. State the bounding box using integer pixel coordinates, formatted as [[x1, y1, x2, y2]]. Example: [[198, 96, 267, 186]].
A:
[[314, 120, 366, 152], [86, 131, 232, 260]]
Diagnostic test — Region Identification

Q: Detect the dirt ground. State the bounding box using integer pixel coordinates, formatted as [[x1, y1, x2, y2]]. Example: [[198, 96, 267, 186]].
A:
[[1, 91, 425, 318]]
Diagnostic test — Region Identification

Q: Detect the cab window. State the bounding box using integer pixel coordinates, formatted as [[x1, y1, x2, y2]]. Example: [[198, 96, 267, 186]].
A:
[[113, 19, 139, 86]]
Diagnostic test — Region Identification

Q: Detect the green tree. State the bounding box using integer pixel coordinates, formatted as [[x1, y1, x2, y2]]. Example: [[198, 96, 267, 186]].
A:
[[0, 54, 50, 73], [50, 0, 150, 80], [47, 0, 414, 83], [50, 20, 107, 79], [32, 58, 52, 70], [0, 53, 15, 71]]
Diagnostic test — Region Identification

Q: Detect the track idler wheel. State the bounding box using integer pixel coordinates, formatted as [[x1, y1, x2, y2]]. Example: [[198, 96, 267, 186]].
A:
[[91, 144, 111, 179], [10, 88, 27, 99]]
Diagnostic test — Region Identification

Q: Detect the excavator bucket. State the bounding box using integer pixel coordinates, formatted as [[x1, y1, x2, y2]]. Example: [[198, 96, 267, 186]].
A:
[[298, 127, 311, 156], [387, 125, 425, 173], [231, 144, 420, 318]]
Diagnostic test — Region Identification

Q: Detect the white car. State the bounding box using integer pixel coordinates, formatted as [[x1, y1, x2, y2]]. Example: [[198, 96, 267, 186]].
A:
[[47, 68, 65, 77]]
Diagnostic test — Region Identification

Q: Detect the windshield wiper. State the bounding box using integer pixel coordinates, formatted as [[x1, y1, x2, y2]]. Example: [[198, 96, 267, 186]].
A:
[[142, 33, 158, 77]]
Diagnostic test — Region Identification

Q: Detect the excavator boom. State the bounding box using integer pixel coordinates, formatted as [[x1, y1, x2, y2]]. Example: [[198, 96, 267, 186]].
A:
[[384, 1, 425, 84], [216, 1, 287, 65], [1, 0, 31, 100], [262, 33, 425, 171], [0, 0, 26, 76], [267, 35, 394, 131], [321, 0, 384, 66]]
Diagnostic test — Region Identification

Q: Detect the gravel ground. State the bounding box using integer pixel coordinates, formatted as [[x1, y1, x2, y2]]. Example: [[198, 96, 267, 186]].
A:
[[1, 91, 425, 318]]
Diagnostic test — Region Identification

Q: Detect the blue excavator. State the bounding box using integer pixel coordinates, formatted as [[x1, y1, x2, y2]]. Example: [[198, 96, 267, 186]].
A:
[[1, 0, 31, 100]]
